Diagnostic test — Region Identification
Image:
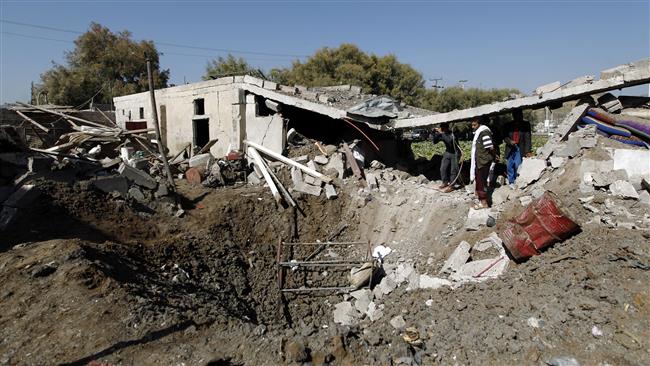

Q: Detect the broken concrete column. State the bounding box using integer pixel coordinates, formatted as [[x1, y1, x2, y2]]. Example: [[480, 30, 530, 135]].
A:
[[118, 163, 157, 189]]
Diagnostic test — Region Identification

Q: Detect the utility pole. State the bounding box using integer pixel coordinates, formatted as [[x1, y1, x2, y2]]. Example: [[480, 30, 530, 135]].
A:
[[428, 77, 444, 89], [146, 58, 176, 193]]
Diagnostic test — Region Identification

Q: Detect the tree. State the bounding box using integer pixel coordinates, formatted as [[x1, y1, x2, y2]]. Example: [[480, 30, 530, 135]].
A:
[[39, 22, 169, 106], [270, 44, 426, 105], [203, 54, 260, 80]]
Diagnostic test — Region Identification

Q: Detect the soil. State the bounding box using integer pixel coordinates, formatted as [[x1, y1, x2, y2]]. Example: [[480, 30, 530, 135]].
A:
[[1, 139, 649, 365]]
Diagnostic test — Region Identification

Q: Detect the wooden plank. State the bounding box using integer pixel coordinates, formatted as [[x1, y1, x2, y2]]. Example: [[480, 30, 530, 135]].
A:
[[96, 108, 117, 126], [17, 102, 109, 129], [197, 139, 218, 155], [342, 142, 364, 180], [244, 140, 332, 183], [15, 110, 50, 133]]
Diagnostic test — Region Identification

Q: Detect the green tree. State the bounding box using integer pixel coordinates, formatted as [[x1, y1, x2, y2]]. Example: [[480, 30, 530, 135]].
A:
[[270, 44, 426, 105], [203, 54, 260, 80], [39, 22, 168, 106]]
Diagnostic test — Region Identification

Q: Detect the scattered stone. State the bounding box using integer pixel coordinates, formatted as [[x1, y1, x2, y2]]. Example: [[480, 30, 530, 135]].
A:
[[390, 315, 406, 330], [373, 275, 397, 299], [314, 155, 328, 165], [439, 241, 471, 275], [324, 184, 338, 199], [520, 195, 533, 206], [294, 155, 309, 163], [491, 186, 512, 205], [546, 356, 580, 366], [450, 256, 508, 283], [418, 274, 451, 289], [247, 172, 261, 185], [366, 301, 383, 321], [610, 180, 639, 199], [638, 190, 650, 205], [333, 301, 359, 326], [394, 263, 416, 284], [415, 174, 429, 185], [92, 176, 129, 197], [324, 145, 338, 155], [154, 183, 169, 198], [294, 182, 322, 196], [526, 317, 541, 328], [284, 340, 309, 363], [516, 158, 547, 188], [324, 153, 345, 178], [474, 232, 502, 252]]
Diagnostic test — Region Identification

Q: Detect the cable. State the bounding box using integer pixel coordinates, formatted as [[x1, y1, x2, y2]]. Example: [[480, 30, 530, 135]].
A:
[[0, 19, 308, 58]]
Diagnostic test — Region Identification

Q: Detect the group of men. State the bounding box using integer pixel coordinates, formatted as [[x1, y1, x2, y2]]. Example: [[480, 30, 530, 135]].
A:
[[428, 110, 532, 209]]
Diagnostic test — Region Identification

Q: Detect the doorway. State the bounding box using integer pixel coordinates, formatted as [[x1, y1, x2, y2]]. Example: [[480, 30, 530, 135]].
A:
[[193, 118, 210, 149]]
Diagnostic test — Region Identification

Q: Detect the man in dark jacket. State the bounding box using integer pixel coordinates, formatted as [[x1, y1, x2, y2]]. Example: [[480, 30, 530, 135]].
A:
[[503, 110, 532, 185], [430, 123, 460, 192]]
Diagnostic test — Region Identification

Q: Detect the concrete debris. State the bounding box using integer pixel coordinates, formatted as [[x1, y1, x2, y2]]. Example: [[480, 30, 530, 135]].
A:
[[389, 315, 406, 330], [465, 208, 493, 231], [118, 163, 157, 190], [546, 356, 580, 366], [247, 171, 262, 185], [418, 274, 451, 289], [639, 190, 650, 205], [373, 274, 397, 299], [92, 176, 129, 197], [534, 81, 561, 95], [128, 186, 146, 202], [491, 186, 513, 206], [516, 158, 547, 188], [394, 263, 416, 284], [591, 170, 627, 188], [366, 173, 379, 190], [474, 232, 503, 252], [553, 137, 581, 158], [439, 241, 471, 275], [613, 149, 650, 179], [324, 152, 345, 179], [610, 180, 639, 199], [520, 195, 533, 206], [449, 256, 508, 283], [188, 153, 213, 168], [324, 184, 338, 199], [549, 157, 566, 169], [294, 155, 309, 163], [365, 301, 383, 322], [350, 289, 373, 313], [333, 301, 359, 326], [294, 181, 322, 196], [597, 93, 623, 113], [314, 155, 328, 165]]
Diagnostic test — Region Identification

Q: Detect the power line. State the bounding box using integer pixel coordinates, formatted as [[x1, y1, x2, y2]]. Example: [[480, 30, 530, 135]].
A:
[[0, 31, 297, 62], [0, 19, 308, 58]]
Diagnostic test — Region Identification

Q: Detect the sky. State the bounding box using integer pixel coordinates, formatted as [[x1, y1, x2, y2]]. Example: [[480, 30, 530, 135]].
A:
[[1, 0, 649, 105]]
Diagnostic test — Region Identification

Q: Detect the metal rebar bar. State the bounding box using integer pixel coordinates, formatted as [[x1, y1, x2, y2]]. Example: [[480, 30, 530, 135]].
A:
[[281, 286, 355, 293], [282, 241, 365, 246]]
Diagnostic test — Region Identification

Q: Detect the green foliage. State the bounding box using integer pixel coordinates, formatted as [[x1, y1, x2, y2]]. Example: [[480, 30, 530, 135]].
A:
[[270, 44, 426, 105], [420, 87, 519, 113], [203, 54, 260, 80], [39, 22, 168, 106], [412, 135, 548, 162]]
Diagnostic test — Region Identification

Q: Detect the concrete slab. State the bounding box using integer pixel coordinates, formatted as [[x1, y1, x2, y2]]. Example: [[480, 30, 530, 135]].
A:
[[610, 180, 639, 199], [465, 208, 492, 231], [324, 152, 345, 178], [450, 256, 508, 283], [418, 275, 451, 289], [351, 289, 373, 313], [314, 155, 328, 165], [534, 81, 561, 95], [390, 315, 406, 330], [549, 157, 566, 169], [325, 184, 338, 199], [118, 163, 157, 189], [366, 173, 379, 190], [333, 301, 359, 326], [516, 158, 547, 188], [93, 176, 129, 197], [439, 241, 471, 275], [366, 301, 383, 322]]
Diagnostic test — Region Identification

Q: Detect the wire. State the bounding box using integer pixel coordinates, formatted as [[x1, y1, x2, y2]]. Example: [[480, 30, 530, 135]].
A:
[[0, 19, 308, 58]]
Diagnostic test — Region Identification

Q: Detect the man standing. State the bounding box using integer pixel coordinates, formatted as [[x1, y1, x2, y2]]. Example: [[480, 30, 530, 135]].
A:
[[470, 117, 496, 208], [430, 123, 460, 192], [504, 109, 532, 185]]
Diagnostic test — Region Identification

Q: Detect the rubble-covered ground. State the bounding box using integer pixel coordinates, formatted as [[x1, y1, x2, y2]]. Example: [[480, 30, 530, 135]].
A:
[[2, 123, 649, 365]]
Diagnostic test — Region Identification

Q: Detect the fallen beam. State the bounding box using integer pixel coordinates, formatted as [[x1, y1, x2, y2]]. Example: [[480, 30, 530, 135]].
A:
[[244, 140, 332, 183], [391, 58, 650, 129], [17, 102, 109, 129], [15, 110, 50, 133], [247, 146, 282, 203]]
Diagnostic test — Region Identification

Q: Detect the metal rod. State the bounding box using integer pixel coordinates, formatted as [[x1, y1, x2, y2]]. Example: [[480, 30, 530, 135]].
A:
[[281, 287, 355, 293], [279, 262, 366, 268], [146, 58, 176, 194], [282, 241, 366, 246]]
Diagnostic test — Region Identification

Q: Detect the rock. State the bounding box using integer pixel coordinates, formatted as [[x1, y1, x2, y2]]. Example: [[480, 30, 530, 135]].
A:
[[546, 356, 580, 366], [188, 153, 213, 168], [314, 155, 328, 165], [366, 173, 379, 190], [439, 241, 471, 275], [366, 301, 383, 321], [520, 195, 533, 206], [516, 158, 547, 188], [373, 275, 397, 299], [324, 153, 345, 178], [285, 340, 309, 363], [492, 186, 512, 205], [610, 180, 639, 199], [474, 232, 502, 252], [592, 169, 627, 188], [333, 301, 359, 326], [394, 263, 415, 284], [128, 186, 146, 202], [554, 138, 581, 158], [324, 184, 338, 199], [324, 145, 338, 155], [247, 171, 261, 185], [350, 289, 373, 313], [549, 156, 565, 169], [390, 315, 406, 330], [294, 155, 309, 163], [31, 263, 57, 277], [418, 274, 451, 289], [154, 183, 169, 198], [465, 208, 492, 231], [415, 174, 429, 185], [639, 190, 650, 205]]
